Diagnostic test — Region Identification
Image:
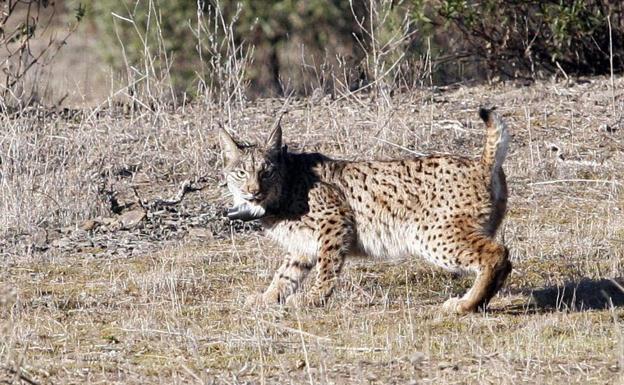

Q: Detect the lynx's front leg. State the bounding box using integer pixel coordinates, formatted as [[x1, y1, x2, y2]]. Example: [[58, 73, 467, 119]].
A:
[[245, 254, 315, 307], [288, 200, 355, 307]]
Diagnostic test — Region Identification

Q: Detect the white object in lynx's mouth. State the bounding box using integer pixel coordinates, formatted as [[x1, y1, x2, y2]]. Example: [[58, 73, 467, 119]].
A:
[[226, 202, 266, 221]]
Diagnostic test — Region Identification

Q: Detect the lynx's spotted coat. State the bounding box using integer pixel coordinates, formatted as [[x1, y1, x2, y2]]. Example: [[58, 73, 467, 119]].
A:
[[219, 108, 511, 314]]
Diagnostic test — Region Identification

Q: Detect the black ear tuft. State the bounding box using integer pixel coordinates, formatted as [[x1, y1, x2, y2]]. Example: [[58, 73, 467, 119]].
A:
[[479, 106, 497, 123], [266, 116, 283, 153]]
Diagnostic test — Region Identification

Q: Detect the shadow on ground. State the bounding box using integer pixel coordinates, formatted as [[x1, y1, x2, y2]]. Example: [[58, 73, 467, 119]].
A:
[[501, 277, 624, 314]]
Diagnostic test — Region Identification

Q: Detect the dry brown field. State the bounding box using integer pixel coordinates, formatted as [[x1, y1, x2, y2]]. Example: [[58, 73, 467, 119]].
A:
[[2, 76, 624, 384]]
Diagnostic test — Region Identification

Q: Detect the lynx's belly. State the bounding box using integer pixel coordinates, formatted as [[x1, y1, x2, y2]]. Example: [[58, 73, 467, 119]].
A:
[[355, 220, 451, 269], [356, 221, 418, 258], [265, 217, 456, 271]]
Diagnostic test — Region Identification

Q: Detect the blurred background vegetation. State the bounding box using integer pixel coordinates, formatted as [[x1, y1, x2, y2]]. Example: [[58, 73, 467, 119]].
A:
[[1, 0, 622, 107]]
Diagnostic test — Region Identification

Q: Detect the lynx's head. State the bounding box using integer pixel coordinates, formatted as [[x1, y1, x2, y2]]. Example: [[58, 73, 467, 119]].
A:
[[218, 121, 286, 221]]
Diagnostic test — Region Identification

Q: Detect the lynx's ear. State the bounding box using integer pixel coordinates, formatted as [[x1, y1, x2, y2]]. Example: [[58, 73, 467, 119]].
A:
[[218, 124, 241, 167], [266, 116, 282, 155]]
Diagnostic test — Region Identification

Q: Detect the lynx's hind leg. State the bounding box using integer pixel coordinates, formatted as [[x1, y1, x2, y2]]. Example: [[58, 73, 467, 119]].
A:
[[442, 233, 512, 314]]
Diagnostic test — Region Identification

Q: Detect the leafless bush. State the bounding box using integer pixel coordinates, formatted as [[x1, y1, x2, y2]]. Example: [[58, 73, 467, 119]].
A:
[[0, 1, 83, 111], [346, 0, 420, 99], [93, 0, 252, 117], [194, 1, 253, 116]]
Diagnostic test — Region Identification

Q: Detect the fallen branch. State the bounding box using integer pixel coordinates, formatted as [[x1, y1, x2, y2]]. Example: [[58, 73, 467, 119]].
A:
[[2, 366, 40, 385], [134, 176, 211, 211], [528, 179, 622, 187]]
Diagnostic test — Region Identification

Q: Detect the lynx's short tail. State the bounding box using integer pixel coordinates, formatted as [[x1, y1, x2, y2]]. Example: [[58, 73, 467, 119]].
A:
[[479, 107, 509, 170]]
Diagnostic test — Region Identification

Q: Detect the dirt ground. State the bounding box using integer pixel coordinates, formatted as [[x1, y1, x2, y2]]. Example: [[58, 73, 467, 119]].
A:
[[1, 76, 624, 384]]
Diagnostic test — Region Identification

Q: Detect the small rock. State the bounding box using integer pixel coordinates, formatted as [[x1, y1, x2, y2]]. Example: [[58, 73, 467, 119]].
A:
[[100, 217, 117, 225], [409, 352, 426, 367], [32, 229, 48, 250], [295, 359, 306, 370], [79, 219, 98, 231], [187, 227, 213, 240], [118, 209, 146, 229], [59, 226, 75, 234], [163, 220, 179, 228], [71, 229, 88, 239], [51, 237, 71, 248]]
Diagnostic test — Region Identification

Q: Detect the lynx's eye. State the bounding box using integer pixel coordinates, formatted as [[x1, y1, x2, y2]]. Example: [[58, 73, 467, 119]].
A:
[[261, 168, 275, 179]]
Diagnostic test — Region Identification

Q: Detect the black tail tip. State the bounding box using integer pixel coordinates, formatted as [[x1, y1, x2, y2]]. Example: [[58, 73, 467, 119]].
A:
[[479, 106, 497, 123]]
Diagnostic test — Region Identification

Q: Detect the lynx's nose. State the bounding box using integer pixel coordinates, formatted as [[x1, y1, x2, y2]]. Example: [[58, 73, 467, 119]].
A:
[[241, 188, 264, 202], [250, 192, 265, 201], [243, 179, 262, 199]]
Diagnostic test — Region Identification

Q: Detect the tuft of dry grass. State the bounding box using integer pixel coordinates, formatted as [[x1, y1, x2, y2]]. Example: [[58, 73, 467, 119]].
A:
[[2, 76, 624, 384]]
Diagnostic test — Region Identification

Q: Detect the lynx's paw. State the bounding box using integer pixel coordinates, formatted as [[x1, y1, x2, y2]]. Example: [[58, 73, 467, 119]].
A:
[[442, 297, 474, 314], [285, 292, 326, 308], [284, 292, 308, 308], [244, 292, 272, 309]]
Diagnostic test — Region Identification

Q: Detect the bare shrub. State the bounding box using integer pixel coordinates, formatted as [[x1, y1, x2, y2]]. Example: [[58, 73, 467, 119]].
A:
[[432, 0, 624, 80], [0, 1, 83, 111], [193, 1, 253, 117], [91, 0, 253, 117]]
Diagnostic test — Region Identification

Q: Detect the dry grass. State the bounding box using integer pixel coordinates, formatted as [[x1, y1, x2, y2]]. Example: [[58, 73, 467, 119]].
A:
[[2, 76, 624, 384]]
